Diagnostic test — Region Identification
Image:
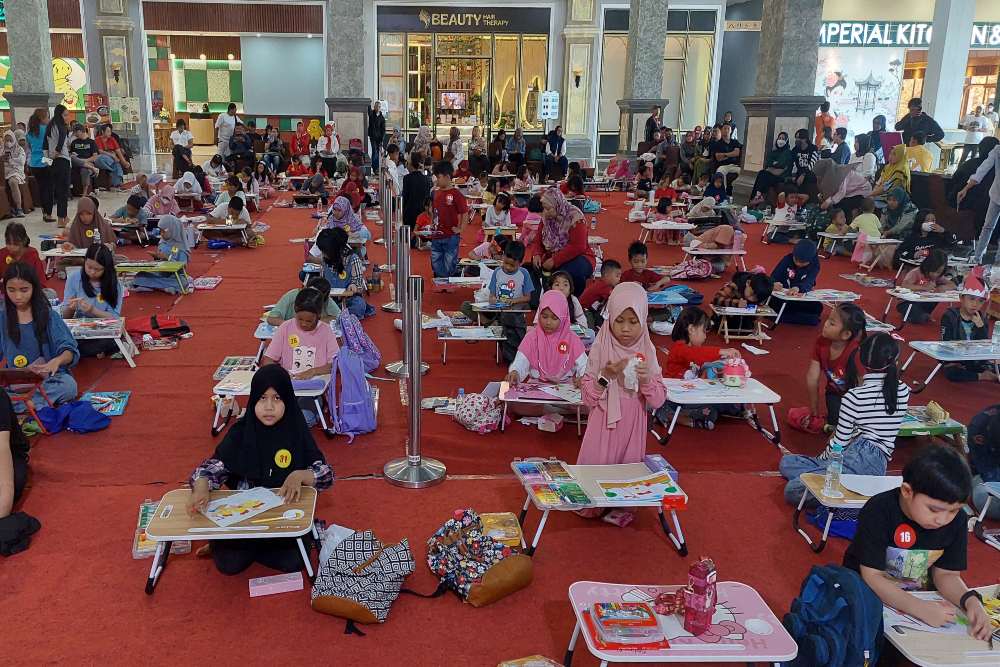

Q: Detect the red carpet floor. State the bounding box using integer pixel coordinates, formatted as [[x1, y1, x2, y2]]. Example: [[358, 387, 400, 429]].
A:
[[3, 189, 997, 665]]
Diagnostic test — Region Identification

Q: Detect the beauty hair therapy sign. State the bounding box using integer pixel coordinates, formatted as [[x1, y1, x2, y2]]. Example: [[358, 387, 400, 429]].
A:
[[819, 21, 1000, 47], [377, 6, 551, 33]]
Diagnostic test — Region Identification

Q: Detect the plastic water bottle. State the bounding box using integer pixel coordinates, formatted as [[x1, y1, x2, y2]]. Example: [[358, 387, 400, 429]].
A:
[[590, 216, 597, 231], [93, 229, 102, 246], [457, 388, 465, 404], [822, 442, 845, 499], [993, 322, 1000, 350]]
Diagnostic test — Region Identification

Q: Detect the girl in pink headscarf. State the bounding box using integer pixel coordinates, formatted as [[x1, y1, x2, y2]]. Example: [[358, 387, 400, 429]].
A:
[[504, 289, 587, 385], [143, 178, 180, 217], [577, 282, 665, 469]]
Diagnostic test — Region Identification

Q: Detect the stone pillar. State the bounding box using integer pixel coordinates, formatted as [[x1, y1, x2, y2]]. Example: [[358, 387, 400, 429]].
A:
[[79, 0, 156, 171], [616, 0, 669, 153], [562, 0, 599, 162], [733, 0, 824, 202], [922, 0, 975, 129], [4, 0, 63, 124], [326, 0, 371, 148]]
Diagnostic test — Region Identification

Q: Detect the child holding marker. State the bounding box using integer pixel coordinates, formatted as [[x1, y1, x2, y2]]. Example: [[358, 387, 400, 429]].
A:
[[897, 249, 955, 324], [0, 223, 46, 286], [131, 215, 191, 294], [61, 244, 123, 357], [266, 276, 340, 326], [940, 267, 996, 382], [799, 303, 866, 433], [621, 242, 670, 292], [580, 259, 622, 329], [770, 239, 822, 325], [505, 289, 587, 385]]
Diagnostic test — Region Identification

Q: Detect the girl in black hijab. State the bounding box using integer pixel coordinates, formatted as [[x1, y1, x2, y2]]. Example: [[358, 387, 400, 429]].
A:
[[187, 365, 333, 575], [868, 115, 886, 162]]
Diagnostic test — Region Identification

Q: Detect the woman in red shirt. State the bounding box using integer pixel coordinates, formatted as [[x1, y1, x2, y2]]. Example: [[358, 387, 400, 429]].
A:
[[95, 124, 129, 189], [529, 187, 595, 297], [291, 121, 312, 161], [0, 222, 46, 286]]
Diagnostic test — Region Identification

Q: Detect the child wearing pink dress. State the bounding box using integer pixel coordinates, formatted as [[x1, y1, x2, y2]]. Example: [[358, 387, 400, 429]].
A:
[[577, 282, 665, 468]]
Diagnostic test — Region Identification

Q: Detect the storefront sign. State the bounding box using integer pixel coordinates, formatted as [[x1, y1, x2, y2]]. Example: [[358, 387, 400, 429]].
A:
[[819, 21, 1000, 47], [725, 21, 761, 32], [377, 6, 551, 34]]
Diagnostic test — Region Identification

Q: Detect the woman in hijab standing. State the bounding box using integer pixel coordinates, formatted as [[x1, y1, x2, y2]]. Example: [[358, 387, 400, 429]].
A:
[[750, 132, 793, 202], [529, 187, 595, 297], [43, 104, 72, 229], [187, 365, 333, 575]]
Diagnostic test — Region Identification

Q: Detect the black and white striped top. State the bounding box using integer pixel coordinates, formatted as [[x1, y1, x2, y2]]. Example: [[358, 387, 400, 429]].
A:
[[832, 373, 910, 458]]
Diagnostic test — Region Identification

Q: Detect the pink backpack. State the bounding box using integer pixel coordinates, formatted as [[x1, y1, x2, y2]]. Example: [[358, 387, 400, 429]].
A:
[[669, 257, 713, 280]]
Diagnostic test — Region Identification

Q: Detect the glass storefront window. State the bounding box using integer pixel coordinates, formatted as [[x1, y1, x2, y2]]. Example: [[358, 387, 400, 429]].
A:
[[681, 35, 714, 130], [494, 36, 519, 131], [661, 61, 683, 129], [598, 35, 627, 134], [407, 34, 432, 130], [437, 34, 492, 57], [520, 36, 548, 131], [435, 57, 490, 129], [379, 33, 405, 130]]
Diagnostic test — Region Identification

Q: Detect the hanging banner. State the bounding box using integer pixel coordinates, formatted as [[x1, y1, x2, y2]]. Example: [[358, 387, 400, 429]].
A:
[[819, 21, 1000, 47]]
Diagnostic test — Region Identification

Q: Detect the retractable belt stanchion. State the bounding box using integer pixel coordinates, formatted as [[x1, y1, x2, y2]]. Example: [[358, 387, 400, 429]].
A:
[[380, 178, 399, 312], [384, 274, 446, 488], [386, 225, 429, 376]]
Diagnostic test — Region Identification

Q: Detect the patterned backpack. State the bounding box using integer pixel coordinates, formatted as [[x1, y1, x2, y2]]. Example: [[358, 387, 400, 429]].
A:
[[337, 309, 381, 373], [311, 530, 415, 633], [426, 509, 533, 607], [453, 393, 503, 434]]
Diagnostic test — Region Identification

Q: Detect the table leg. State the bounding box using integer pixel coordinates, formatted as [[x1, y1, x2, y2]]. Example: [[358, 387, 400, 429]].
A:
[[495, 341, 501, 366], [720, 316, 730, 343], [772, 301, 787, 327], [576, 405, 582, 437], [660, 406, 681, 446], [314, 397, 334, 438], [738, 255, 747, 272], [174, 271, 187, 295], [793, 489, 829, 553], [254, 340, 267, 364], [525, 509, 550, 556], [563, 619, 581, 666], [442, 340, 447, 365], [297, 537, 315, 579], [894, 262, 905, 283], [921, 363, 943, 388], [113, 334, 137, 368], [639, 230, 649, 244], [144, 540, 173, 594], [882, 296, 895, 320], [518, 494, 532, 526], [829, 239, 839, 256], [500, 401, 508, 432], [750, 404, 783, 446], [657, 506, 688, 556], [900, 351, 917, 373], [897, 303, 913, 331]]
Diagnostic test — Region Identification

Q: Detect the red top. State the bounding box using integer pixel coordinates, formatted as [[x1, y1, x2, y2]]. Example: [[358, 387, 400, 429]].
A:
[[559, 181, 570, 195], [337, 181, 363, 210], [664, 341, 721, 379], [416, 211, 433, 231], [579, 280, 612, 310], [286, 161, 311, 177], [528, 221, 596, 269], [96, 135, 119, 152], [432, 187, 468, 239], [812, 337, 861, 395], [292, 132, 311, 156], [620, 268, 662, 289], [654, 186, 678, 201], [0, 247, 46, 286]]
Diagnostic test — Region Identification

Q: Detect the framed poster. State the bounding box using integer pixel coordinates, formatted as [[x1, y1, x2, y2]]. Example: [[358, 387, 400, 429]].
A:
[[102, 35, 130, 98], [99, 0, 126, 14]]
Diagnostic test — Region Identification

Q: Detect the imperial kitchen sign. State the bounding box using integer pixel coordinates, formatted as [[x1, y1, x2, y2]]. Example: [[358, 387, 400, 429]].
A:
[[377, 6, 551, 34], [819, 21, 1000, 47]]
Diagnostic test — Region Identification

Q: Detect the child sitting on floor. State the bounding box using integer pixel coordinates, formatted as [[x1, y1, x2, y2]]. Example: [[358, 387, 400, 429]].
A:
[[940, 267, 996, 382], [110, 194, 149, 230], [842, 445, 991, 640], [512, 164, 534, 191], [0, 223, 46, 285], [897, 249, 955, 324], [467, 233, 508, 262], [315, 227, 372, 319], [63, 196, 116, 250], [655, 306, 742, 431], [461, 240, 533, 326], [132, 215, 191, 294], [213, 175, 245, 209], [801, 303, 866, 434], [61, 244, 123, 357], [577, 282, 667, 526], [770, 239, 821, 325], [969, 405, 1000, 520], [504, 289, 587, 386], [681, 224, 740, 274], [780, 332, 910, 506], [266, 276, 340, 326], [262, 287, 340, 427], [485, 192, 512, 228], [0, 262, 79, 408], [187, 364, 333, 575], [819, 207, 850, 256], [550, 270, 588, 329], [207, 194, 252, 226], [580, 259, 622, 329], [635, 161, 654, 197], [621, 241, 670, 292], [326, 195, 372, 253]]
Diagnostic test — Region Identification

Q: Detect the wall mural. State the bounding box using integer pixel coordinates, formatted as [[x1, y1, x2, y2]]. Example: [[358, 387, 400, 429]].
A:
[[814, 46, 905, 144], [0, 57, 88, 110]]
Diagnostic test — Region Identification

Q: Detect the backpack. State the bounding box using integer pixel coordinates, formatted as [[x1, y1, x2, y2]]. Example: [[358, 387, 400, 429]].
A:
[[582, 199, 600, 214], [662, 284, 703, 305], [328, 349, 377, 441], [37, 400, 111, 434], [311, 530, 415, 633], [426, 509, 533, 607], [453, 393, 503, 434], [782, 565, 883, 667], [669, 257, 713, 280], [125, 314, 190, 339], [337, 310, 381, 373]]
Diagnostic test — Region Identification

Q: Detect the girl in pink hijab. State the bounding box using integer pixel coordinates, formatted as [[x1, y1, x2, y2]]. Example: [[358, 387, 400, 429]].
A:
[[144, 178, 180, 217], [577, 282, 665, 469], [505, 289, 587, 385]]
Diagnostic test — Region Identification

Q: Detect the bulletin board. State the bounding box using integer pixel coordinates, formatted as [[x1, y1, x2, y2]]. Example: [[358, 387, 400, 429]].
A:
[[171, 58, 243, 113]]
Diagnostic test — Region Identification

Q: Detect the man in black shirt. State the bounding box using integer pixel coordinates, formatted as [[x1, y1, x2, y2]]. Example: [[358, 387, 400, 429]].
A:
[[894, 97, 944, 144], [843, 445, 991, 639], [644, 106, 661, 145], [709, 124, 742, 179], [69, 125, 100, 195], [401, 152, 431, 248], [368, 101, 386, 171]]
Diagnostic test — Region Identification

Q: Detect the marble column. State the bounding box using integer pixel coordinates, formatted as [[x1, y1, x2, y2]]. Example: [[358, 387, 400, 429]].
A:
[[733, 0, 824, 202], [922, 0, 975, 129], [562, 0, 599, 162], [326, 0, 371, 147], [616, 0, 669, 152], [4, 0, 62, 124]]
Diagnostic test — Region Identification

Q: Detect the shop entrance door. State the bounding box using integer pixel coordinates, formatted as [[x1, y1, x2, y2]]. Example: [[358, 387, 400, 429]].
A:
[[434, 57, 492, 138]]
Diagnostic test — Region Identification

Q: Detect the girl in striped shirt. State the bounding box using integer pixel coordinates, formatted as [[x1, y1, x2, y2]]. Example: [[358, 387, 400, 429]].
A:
[[779, 332, 910, 506]]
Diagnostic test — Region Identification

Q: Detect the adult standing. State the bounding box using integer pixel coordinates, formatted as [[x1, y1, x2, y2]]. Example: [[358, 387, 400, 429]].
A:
[[401, 152, 431, 248], [959, 106, 994, 164], [543, 126, 568, 181], [214, 103, 239, 158], [529, 187, 595, 297], [43, 104, 72, 229], [25, 108, 54, 223], [985, 102, 999, 128], [644, 106, 662, 145], [367, 101, 385, 171], [957, 142, 1000, 263], [291, 121, 312, 166], [814, 102, 835, 147], [894, 97, 944, 144], [948, 136, 997, 208], [316, 123, 341, 177]]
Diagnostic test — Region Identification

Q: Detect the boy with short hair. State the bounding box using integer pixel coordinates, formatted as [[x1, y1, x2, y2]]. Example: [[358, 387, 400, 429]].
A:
[[109, 194, 150, 229], [461, 240, 533, 325], [844, 445, 991, 640], [69, 125, 100, 196], [940, 267, 996, 382], [208, 194, 251, 225], [430, 160, 468, 278], [621, 241, 670, 292], [579, 258, 622, 329]]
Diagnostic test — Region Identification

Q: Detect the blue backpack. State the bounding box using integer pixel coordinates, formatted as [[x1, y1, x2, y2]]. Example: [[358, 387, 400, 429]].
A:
[[782, 565, 883, 667], [327, 349, 377, 442]]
